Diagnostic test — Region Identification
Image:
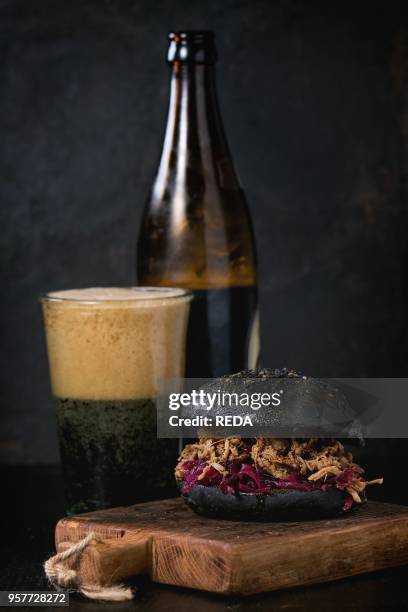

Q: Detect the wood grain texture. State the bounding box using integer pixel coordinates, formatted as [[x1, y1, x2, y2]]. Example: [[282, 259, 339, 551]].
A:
[[55, 499, 408, 595]]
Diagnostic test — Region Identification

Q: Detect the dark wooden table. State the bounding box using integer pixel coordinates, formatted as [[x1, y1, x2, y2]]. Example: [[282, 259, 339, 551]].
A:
[[1, 466, 407, 611]]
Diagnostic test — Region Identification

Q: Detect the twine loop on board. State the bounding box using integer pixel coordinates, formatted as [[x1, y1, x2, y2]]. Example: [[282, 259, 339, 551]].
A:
[[44, 531, 134, 602]]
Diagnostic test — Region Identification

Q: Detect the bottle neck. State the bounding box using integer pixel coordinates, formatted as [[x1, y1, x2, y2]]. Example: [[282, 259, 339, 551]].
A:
[[152, 62, 233, 203]]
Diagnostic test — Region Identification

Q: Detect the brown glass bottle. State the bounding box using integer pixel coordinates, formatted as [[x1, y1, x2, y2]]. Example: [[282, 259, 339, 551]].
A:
[[137, 31, 259, 377]]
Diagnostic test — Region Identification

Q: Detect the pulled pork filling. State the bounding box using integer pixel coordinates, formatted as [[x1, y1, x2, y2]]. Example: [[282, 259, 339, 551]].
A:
[[175, 437, 383, 512]]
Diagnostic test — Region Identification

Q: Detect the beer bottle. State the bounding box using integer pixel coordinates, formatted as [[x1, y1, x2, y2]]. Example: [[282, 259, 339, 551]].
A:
[[137, 31, 259, 377]]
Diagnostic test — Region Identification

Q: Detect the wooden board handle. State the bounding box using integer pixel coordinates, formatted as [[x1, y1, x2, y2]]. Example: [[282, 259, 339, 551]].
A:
[[57, 535, 150, 586]]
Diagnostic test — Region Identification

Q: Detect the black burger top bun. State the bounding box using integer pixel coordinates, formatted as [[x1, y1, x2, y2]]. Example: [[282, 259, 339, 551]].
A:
[[175, 368, 383, 522], [195, 367, 359, 440]]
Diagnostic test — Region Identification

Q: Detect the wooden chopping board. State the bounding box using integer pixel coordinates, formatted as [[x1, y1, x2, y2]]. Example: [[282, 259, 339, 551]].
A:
[[55, 498, 408, 595]]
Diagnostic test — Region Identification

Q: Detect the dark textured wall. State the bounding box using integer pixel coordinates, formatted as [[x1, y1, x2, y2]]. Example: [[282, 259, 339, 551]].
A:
[[1, 0, 408, 464]]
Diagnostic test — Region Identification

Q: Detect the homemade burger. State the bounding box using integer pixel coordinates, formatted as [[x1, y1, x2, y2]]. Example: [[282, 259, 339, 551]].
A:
[[175, 370, 383, 520]]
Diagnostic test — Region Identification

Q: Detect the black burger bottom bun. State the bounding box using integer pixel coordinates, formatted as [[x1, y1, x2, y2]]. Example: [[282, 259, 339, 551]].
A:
[[177, 481, 361, 521]]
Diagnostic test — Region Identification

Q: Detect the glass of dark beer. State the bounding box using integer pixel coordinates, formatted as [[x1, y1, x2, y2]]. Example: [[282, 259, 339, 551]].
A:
[[41, 287, 191, 514]]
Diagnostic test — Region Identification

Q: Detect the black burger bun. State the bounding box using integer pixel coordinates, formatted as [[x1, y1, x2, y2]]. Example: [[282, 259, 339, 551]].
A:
[[196, 367, 359, 439], [177, 480, 357, 521]]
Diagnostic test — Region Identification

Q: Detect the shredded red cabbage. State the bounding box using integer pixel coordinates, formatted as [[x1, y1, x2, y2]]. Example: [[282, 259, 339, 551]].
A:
[[179, 459, 361, 512]]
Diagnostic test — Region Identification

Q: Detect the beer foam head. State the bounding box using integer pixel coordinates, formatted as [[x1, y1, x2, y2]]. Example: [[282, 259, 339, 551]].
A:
[[47, 286, 188, 303], [42, 287, 191, 400]]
